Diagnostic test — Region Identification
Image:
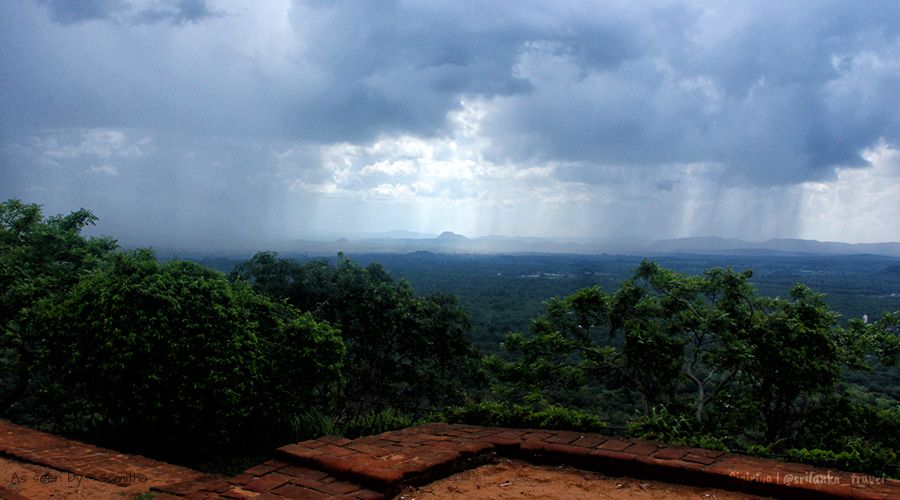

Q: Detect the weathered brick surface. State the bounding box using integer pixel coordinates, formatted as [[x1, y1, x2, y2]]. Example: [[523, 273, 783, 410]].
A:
[[518, 439, 547, 454], [682, 452, 719, 465], [481, 435, 522, 449], [0, 485, 30, 500], [350, 488, 387, 500], [588, 447, 638, 464], [596, 438, 633, 452], [623, 441, 661, 457], [0, 418, 206, 491], [570, 434, 607, 448], [448, 439, 493, 456], [319, 436, 353, 446], [244, 463, 282, 476], [493, 429, 527, 439], [545, 431, 582, 444], [5, 419, 898, 499], [281, 465, 331, 481], [346, 465, 403, 486], [543, 443, 593, 458], [272, 483, 331, 499], [277, 443, 325, 461], [244, 471, 294, 493], [520, 431, 555, 442], [653, 446, 690, 460], [310, 479, 361, 495]]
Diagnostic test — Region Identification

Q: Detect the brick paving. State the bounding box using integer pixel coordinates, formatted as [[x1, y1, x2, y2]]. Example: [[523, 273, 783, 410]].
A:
[[159, 423, 899, 499], [154, 459, 385, 500], [2, 419, 898, 499], [0, 419, 208, 491]]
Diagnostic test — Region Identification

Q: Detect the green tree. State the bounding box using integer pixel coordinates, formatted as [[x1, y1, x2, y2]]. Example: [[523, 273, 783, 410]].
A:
[[31, 250, 344, 451], [231, 252, 481, 409], [492, 260, 898, 446], [623, 262, 757, 422], [0, 199, 116, 413], [745, 285, 841, 442]]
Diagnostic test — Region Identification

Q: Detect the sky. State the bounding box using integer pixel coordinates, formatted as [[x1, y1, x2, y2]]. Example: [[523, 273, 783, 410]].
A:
[[1, 0, 899, 249]]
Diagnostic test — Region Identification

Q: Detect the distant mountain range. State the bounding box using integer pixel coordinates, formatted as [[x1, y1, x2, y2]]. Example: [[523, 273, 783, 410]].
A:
[[645, 237, 900, 257], [268, 233, 900, 258]]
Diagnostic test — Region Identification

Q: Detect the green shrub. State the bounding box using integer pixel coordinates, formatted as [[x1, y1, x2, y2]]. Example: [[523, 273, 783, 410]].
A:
[[529, 405, 608, 431], [261, 314, 346, 438], [31, 250, 344, 452], [625, 406, 694, 442], [442, 400, 516, 427], [442, 400, 608, 433], [340, 409, 419, 438], [282, 409, 337, 441], [783, 447, 897, 478]]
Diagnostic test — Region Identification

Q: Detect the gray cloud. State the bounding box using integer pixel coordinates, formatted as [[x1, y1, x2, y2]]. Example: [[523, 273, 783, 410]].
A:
[[2, 0, 899, 246], [132, 0, 222, 25], [264, 1, 900, 185], [35, 0, 221, 26], [478, 1, 900, 186], [14, 0, 900, 174], [33, 0, 124, 24]]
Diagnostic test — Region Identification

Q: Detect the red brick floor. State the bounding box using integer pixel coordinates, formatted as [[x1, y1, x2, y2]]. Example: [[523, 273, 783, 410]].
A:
[[160, 423, 900, 499], [0, 419, 208, 493], [3, 419, 898, 499]]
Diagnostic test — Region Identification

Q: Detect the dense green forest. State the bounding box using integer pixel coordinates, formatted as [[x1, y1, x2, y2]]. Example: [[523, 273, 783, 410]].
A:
[[2, 200, 898, 477], [198, 251, 900, 352]]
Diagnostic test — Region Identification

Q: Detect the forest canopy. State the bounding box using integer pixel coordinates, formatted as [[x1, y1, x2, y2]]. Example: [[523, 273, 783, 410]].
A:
[[1, 199, 897, 476]]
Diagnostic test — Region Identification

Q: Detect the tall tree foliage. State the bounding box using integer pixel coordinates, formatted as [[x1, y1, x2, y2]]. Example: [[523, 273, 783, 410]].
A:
[[231, 251, 481, 409], [30, 250, 345, 451], [0, 199, 116, 412], [1, 200, 347, 452], [493, 260, 898, 445]]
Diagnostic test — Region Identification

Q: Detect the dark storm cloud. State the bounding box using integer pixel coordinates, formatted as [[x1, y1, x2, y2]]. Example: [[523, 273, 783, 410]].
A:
[[276, 0, 536, 142], [277, 0, 900, 185], [33, 0, 123, 24], [11, 0, 900, 183], [35, 0, 220, 26], [132, 0, 222, 25], [276, 1, 655, 144], [477, 0, 900, 185]]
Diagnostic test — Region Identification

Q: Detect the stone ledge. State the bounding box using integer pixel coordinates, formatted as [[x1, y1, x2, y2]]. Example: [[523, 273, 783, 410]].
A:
[[4, 419, 897, 499], [0, 419, 206, 490], [272, 423, 900, 500]]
